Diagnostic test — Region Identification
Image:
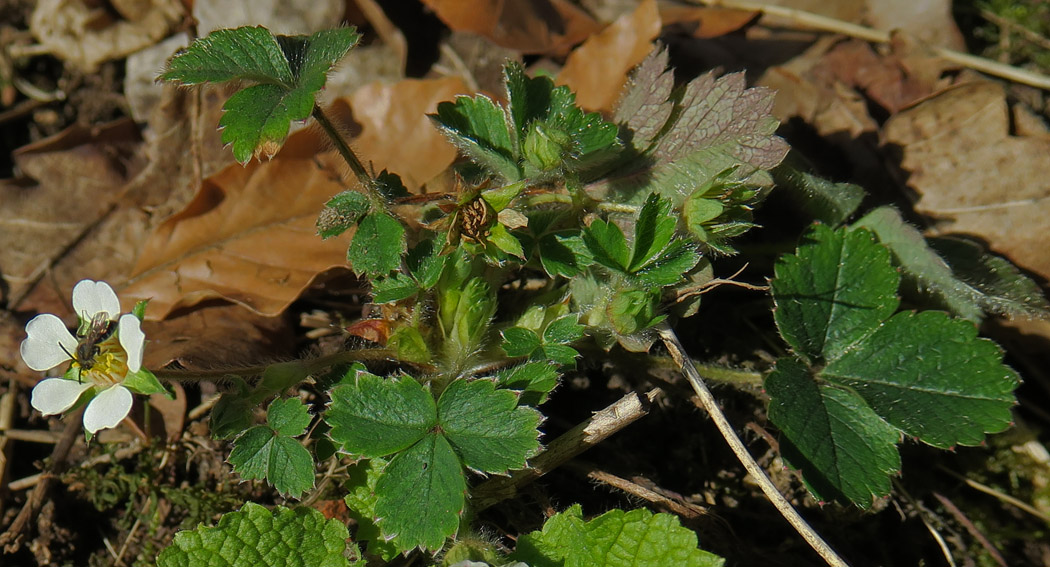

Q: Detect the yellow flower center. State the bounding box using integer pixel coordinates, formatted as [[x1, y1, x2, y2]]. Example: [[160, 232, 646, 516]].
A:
[[73, 334, 129, 387]]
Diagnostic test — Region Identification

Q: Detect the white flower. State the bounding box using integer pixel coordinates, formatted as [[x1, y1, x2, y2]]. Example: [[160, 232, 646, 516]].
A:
[[20, 280, 146, 435]]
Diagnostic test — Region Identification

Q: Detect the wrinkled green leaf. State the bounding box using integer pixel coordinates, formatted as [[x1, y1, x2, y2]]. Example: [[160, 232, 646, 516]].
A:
[[158, 502, 354, 567], [347, 213, 406, 277], [326, 371, 435, 457], [227, 398, 314, 498], [375, 433, 465, 551], [438, 379, 541, 474], [343, 458, 398, 561], [502, 327, 542, 358]]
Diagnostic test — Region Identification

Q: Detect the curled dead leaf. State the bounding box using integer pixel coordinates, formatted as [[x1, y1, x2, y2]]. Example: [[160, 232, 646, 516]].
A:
[[421, 0, 601, 55]]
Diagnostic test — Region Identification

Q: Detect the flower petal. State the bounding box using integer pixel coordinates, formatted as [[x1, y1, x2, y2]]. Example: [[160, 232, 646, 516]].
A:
[[72, 280, 120, 321], [20, 314, 77, 371], [83, 385, 133, 434], [31, 378, 94, 416], [118, 314, 145, 372]]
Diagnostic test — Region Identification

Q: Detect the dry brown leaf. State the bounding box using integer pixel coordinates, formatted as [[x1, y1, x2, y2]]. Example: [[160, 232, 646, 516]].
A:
[[343, 77, 473, 191], [141, 303, 295, 370], [883, 81, 1050, 280], [421, 0, 602, 55], [864, 0, 965, 50], [121, 129, 354, 319], [556, 0, 661, 112], [30, 0, 184, 72], [0, 120, 143, 307], [658, 5, 758, 38], [193, 0, 343, 36]]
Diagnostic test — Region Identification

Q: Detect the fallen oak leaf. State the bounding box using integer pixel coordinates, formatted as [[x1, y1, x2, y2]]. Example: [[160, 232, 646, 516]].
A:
[[121, 128, 354, 319]]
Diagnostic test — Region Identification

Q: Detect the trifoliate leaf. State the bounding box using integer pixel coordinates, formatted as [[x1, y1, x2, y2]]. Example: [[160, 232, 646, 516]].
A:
[[374, 433, 466, 551], [583, 218, 630, 271], [326, 371, 436, 457], [227, 398, 315, 498], [437, 379, 541, 474], [343, 458, 399, 561], [773, 163, 866, 226], [766, 357, 901, 507], [494, 361, 560, 405], [318, 190, 370, 239], [771, 224, 899, 362], [161, 27, 359, 163], [432, 95, 520, 181], [347, 212, 406, 277], [823, 311, 1019, 448], [512, 504, 723, 567], [502, 327, 542, 358], [157, 502, 353, 567]]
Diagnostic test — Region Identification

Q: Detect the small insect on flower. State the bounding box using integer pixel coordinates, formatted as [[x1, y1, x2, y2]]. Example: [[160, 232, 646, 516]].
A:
[[63, 311, 118, 383]]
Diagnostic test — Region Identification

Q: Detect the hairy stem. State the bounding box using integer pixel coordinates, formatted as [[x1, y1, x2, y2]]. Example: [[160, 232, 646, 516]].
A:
[[657, 323, 851, 567], [153, 348, 414, 382], [311, 105, 383, 206]]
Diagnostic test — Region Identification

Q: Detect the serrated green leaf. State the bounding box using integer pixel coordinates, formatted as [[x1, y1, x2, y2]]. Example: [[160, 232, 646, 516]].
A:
[[489, 223, 525, 258], [629, 193, 676, 271], [494, 361, 560, 405], [538, 232, 592, 278], [347, 212, 406, 277], [542, 315, 584, 345], [771, 225, 899, 362], [929, 236, 1050, 319], [375, 433, 466, 551], [158, 502, 352, 567], [766, 357, 901, 507], [824, 311, 1019, 448], [220, 83, 312, 163], [607, 288, 661, 336], [326, 371, 436, 457], [432, 96, 520, 181], [538, 344, 580, 366], [407, 238, 447, 290], [614, 49, 674, 153], [512, 504, 723, 567], [583, 219, 630, 271], [268, 397, 312, 436], [438, 379, 540, 474], [774, 163, 866, 226], [371, 273, 420, 304], [505, 62, 551, 146], [160, 26, 294, 85], [502, 327, 542, 358], [632, 239, 700, 288], [228, 400, 315, 498], [319, 190, 370, 239], [343, 458, 399, 561], [281, 28, 360, 89]]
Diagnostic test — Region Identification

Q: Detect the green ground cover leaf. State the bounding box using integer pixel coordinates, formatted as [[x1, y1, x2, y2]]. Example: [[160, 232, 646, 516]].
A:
[[582, 218, 630, 271], [158, 502, 354, 567], [824, 311, 1019, 448], [437, 379, 541, 474], [542, 315, 585, 345], [773, 163, 865, 226], [374, 433, 466, 551], [432, 95, 520, 181], [771, 224, 899, 362], [318, 190, 370, 239], [326, 371, 436, 457], [161, 26, 359, 163], [502, 327, 542, 358], [347, 212, 406, 277], [629, 193, 676, 272], [227, 398, 314, 498], [765, 358, 901, 507], [371, 272, 420, 304], [769, 224, 1022, 506], [512, 504, 723, 567]]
